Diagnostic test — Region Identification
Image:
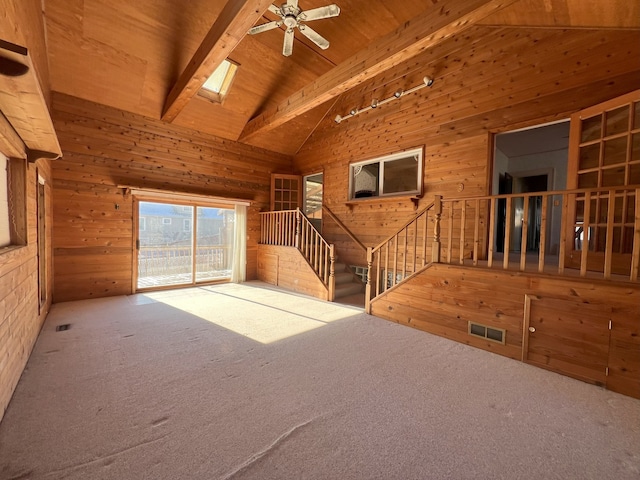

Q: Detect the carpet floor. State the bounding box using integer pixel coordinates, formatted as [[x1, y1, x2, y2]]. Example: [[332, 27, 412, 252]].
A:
[[0, 281, 639, 479]]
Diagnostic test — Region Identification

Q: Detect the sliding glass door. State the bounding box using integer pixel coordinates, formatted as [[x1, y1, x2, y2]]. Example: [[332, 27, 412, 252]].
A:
[[136, 201, 235, 290]]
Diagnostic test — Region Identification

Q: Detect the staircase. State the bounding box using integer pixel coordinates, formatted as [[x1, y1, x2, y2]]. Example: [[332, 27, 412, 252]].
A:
[[333, 262, 365, 300]]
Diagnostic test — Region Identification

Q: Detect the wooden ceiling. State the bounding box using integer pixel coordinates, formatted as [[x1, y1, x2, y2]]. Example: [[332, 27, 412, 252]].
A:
[[43, 0, 640, 155]]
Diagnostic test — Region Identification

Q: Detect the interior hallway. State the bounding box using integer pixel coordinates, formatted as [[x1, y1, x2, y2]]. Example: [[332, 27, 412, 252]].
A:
[[0, 282, 639, 479]]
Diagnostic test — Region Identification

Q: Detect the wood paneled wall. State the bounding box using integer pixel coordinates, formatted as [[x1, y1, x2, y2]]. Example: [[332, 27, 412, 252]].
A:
[[371, 264, 640, 399], [0, 159, 53, 422], [257, 245, 329, 300], [293, 27, 640, 267], [52, 93, 291, 302], [0, 0, 53, 424]]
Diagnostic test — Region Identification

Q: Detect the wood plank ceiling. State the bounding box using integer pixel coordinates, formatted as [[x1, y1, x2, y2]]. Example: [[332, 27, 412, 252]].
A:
[[43, 0, 640, 156]]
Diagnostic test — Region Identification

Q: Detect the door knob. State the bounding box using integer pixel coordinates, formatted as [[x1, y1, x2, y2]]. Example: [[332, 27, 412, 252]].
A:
[[528, 326, 536, 333]]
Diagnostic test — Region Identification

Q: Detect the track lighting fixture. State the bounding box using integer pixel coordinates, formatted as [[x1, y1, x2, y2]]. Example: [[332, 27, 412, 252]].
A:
[[334, 75, 435, 124]]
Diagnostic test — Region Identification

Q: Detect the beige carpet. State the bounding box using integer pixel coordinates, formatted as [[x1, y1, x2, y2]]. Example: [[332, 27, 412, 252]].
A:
[[1, 281, 639, 480]]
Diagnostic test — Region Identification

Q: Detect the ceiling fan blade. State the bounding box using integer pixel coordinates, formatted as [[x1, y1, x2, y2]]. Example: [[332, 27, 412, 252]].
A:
[[298, 25, 329, 50], [267, 4, 282, 16], [283, 28, 294, 56], [248, 21, 282, 35], [287, 0, 299, 8], [299, 5, 340, 21]]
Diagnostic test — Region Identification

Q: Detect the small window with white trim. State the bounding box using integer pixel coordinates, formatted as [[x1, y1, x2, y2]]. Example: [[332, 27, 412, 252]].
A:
[[163, 218, 171, 225], [349, 147, 423, 200]]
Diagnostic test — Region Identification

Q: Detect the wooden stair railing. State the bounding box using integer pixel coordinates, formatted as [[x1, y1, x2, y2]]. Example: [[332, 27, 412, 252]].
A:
[[260, 209, 336, 300], [365, 197, 439, 313], [322, 205, 367, 252]]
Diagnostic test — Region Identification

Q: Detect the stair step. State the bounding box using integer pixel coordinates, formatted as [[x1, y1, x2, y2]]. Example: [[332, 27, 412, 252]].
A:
[[334, 282, 364, 298], [334, 272, 354, 285]]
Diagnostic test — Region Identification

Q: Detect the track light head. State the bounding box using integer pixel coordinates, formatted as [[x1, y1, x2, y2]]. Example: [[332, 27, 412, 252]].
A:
[[334, 114, 342, 124], [349, 108, 358, 116], [393, 89, 403, 98], [423, 76, 434, 87], [371, 99, 378, 109]]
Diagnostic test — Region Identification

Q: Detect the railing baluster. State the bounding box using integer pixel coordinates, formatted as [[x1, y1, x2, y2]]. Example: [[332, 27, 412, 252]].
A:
[[539, 195, 548, 273], [413, 218, 418, 274], [558, 193, 569, 274], [447, 202, 453, 264], [520, 194, 529, 272], [488, 198, 496, 268], [459, 200, 466, 265], [504, 198, 512, 270], [393, 234, 398, 288], [631, 189, 640, 281], [473, 199, 480, 266], [384, 242, 389, 294], [376, 249, 381, 297], [422, 210, 428, 266], [581, 192, 591, 277], [403, 227, 408, 280], [604, 190, 615, 279]]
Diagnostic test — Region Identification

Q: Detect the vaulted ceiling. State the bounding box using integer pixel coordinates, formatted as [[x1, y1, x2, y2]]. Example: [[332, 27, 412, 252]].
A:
[[43, 0, 640, 155]]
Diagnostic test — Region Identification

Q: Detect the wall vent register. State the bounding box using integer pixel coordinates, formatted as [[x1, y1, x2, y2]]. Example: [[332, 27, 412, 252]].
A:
[[468, 321, 505, 344]]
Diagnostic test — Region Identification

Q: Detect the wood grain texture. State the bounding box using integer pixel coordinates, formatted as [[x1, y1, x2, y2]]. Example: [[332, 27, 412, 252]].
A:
[[52, 93, 291, 302], [240, 0, 519, 141], [0, 159, 52, 423], [370, 263, 640, 398], [257, 244, 329, 300]]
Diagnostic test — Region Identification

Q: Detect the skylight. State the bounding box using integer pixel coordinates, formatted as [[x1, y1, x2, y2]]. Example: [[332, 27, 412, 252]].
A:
[[199, 59, 238, 103]]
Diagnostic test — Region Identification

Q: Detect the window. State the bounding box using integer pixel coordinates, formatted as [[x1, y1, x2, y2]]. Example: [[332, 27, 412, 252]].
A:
[[198, 59, 239, 104], [183, 218, 191, 232], [162, 218, 171, 225], [1, 153, 27, 250], [349, 147, 423, 200]]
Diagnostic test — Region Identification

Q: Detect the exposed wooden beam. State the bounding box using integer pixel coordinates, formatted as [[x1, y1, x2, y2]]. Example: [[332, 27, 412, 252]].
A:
[[0, 39, 61, 159], [239, 0, 519, 142], [0, 110, 26, 159], [161, 0, 273, 123]]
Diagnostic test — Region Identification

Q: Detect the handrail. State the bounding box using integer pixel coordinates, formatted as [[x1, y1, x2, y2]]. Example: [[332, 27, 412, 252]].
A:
[[371, 200, 436, 253], [322, 205, 367, 252], [445, 184, 640, 203]]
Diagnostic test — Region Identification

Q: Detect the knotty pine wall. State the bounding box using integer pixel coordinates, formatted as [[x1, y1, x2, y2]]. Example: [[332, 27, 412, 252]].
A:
[[0, 0, 54, 423], [0, 160, 53, 422], [51, 93, 291, 302], [371, 264, 640, 399], [294, 27, 640, 267]]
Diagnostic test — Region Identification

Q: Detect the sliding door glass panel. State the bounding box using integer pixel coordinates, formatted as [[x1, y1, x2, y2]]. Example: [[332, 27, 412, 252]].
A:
[[195, 207, 235, 282], [138, 202, 194, 289]]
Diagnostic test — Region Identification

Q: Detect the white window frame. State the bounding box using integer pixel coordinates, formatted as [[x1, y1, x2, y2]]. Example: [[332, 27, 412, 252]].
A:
[[183, 218, 191, 232], [162, 218, 171, 225], [348, 147, 423, 200]]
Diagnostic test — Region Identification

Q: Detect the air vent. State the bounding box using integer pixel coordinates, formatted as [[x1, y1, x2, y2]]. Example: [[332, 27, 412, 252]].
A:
[[55, 324, 71, 332], [468, 322, 505, 345]]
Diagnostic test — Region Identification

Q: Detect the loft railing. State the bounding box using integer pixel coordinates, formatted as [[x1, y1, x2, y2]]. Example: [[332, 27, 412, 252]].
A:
[[260, 209, 336, 300], [365, 186, 640, 313]]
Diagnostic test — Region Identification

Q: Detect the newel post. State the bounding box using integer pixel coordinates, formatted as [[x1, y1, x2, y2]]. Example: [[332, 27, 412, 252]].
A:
[[365, 247, 373, 314], [432, 195, 442, 263], [295, 208, 302, 250], [329, 244, 336, 301]]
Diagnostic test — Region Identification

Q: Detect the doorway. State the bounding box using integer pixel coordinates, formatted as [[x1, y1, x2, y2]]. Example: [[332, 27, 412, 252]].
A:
[[303, 172, 323, 233], [135, 200, 236, 290], [493, 121, 569, 255]]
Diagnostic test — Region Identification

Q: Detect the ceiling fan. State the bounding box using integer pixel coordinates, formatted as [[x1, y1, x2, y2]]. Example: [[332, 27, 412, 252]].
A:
[[248, 1, 341, 57]]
